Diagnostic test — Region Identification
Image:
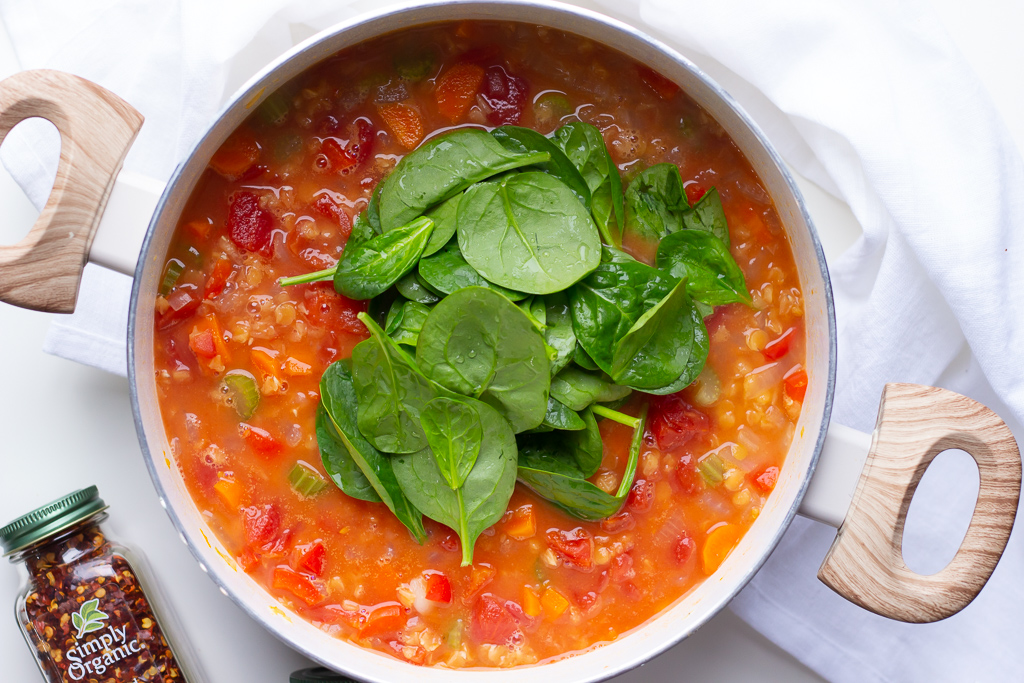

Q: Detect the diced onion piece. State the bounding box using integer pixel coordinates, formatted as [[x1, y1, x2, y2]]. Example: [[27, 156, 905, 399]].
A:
[[743, 362, 783, 402], [223, 370, 260, 419], [288, 461, 327, 497]]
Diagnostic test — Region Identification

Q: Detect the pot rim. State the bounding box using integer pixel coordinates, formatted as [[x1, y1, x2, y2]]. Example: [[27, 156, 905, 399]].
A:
[[127, 1, 837, 679]]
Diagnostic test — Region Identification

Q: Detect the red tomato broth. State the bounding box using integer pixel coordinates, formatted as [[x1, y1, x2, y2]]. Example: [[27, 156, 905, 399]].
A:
[[151, 21, 806, 668]]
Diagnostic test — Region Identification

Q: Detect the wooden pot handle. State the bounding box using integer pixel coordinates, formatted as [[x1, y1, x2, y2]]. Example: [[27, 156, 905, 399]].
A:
[[818, 383, 1021, 622], [0, 69, 143, 313]]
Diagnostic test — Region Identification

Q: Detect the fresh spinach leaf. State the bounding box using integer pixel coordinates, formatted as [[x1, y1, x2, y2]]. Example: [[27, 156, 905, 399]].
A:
[[316, 403, 380, 503], [385, 299, 432, 346], [516, 406, 645, 521], [552, 121, 624, 246], [378, 128, 549, 230], [458, 171, 602, 295], [682, 187, 730, 246], [568, 406, 603, 478], [422, 193, 461, 256], [395, 271, 440, 304], [517, 296, 547, 331], [656, 229, 751, 306], [420, 396, 483, 489], [418, 240, 527, 301], [491, 125, 591, 210], [351, 312, 442, 454], [631, 303, 709, 396], [351, 209, 380, 244], [319, 361, 427, 542], [573, 343, 599, 371], [366, 184, 383, 233], [543, 291, 576, 376], [393, 398, 518, 565], [540, 396, 586, 432], [611, 279, 709, 391], [549, 365, 631, 411], [569, 247, 677, 373], [623, 163, 689, 243], [334, 216, 434, 300], [416, 286, 550, 433]]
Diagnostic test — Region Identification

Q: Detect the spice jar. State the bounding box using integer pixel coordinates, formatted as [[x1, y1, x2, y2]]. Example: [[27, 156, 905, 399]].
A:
[[2, 486, 201, 682]]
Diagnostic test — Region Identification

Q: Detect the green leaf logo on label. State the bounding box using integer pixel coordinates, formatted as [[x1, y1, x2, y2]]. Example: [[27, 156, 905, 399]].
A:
[[71, 598, 109, 639]]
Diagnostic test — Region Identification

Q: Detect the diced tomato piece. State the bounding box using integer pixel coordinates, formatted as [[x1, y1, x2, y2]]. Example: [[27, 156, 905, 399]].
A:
[[762, 328, 796, 361], [298, 542, 327, 577], [302, 284, 369, 335], [209, 131, 261, 180], [319, 138, 356, 174], [464, 563, 495, 603], [188, 327, 217, 360], [422, 570, 452, 604], [648, 394, 711, 451], [242, 504, 281, 547], [236, 547, 259, 573], [157, 284, 201, 330], [227, 191, 275, 257], [577, 591, 599, 612], [609, 552, 636, 584], [439, 532, 459, 553], [600, 511, 635, 534], [626, 479, 655, 513], [239, 423, 284, 457], [752, 465, 780, 493], [204, 257, 233, 299], [684, 183, 707, 205], [675, 454, 703, 495], [784, 367, 808, 402], [674, 533, 696, 564], [377, 102, 425, 150], [637, 65, 680, 100], [318, 118, 374, 175], [435, 62, 485, 121], [471, 594, 521, 644], [272, 566, 323, 606], [348, 118, 375, 166], [359, 602, 405, 637], [481, 65, 527, 125], [546, 527, 594, 571], [312, 194, 353, 239]]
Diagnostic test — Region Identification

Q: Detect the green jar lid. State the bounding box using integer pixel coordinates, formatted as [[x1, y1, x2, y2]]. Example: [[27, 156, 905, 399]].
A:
[[290, 667, 359, 683], [0, 486, 108, 556]]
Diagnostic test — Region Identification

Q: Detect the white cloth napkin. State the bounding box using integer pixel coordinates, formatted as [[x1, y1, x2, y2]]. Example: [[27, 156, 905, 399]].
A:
[[4, 1, 1023, 681]]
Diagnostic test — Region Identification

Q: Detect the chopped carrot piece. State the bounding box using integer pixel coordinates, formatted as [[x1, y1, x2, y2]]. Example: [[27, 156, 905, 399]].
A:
[[784, 366, 808, 402], [209, 131, 261, 180], [272, 566, 323, 606], [251, 347, 280, 378], [637, 65, 680, 100], [213, 475, 243, 508], [185, 219, 213, 240], [503, 504, 536, 540], [521, 586, 542, 617], [540, 587, 570, 620], [205, 257, 233, 299], [377, 103, 425, 149], [188, 327, 217, 359], [435, 63, 485, 121], [284, 357, 312, 376], [702, 523, 742, 575], [463, 563, 495, 603], [204, 313, 230, 362], [359, 602, 406, 637]]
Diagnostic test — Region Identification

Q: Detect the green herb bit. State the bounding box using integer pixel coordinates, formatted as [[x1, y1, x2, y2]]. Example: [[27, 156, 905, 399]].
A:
[[159, 258, 185, 296], [590, 404, 640, 429], [698, 453, 726, 487], [289, 461, 328, 497], [258, 91, 290, 126], [222, 370, 260, 419]]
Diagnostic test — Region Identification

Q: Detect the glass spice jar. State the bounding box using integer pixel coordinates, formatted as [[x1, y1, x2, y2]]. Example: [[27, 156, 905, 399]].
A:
[[1, 486, 201, 682]]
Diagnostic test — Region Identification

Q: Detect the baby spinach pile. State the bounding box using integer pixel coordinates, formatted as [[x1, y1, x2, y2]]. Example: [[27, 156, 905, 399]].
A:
[[280, 122, 751, 565]]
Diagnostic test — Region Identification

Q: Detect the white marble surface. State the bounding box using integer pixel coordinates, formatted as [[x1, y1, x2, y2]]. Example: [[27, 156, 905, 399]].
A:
[[0, 1, 1019, 680]]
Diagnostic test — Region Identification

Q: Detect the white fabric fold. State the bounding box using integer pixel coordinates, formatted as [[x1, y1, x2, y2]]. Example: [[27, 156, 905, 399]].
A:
[[3, 0, 1022, 680]]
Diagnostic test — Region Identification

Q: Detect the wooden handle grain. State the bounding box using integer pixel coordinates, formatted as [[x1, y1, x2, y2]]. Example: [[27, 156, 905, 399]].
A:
[[0, 69, 143, 313], [818, 383, 1021, 622]]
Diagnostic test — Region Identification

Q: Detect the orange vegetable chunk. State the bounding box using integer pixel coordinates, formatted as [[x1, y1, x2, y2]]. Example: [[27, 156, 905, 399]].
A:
[[378, 103, 425, 149], [702, 523, 742, 575], [435, 63, 484, 121]]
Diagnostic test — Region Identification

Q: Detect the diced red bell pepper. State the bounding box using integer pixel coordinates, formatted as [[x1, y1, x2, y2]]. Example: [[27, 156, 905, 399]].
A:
[[359, 602, 406, 637], [546, 527, 594, 571], [684, 183, 707, 205], [236, 547, 259, 573], [239, 423, 284, 457], [784, 367, 808, 402], [470, 594, 521, 644], [752, 465, 780, 493], [319, 119, 374, 175], [157, 284, 201, 330], [188, 327, 217, 360], [435, 62, 485, 121], [480, 65, 527, 125], [204, 257, 233, 300], [762, 327, 796, 361], [422, 570, 452, 604], [626, 479, 655, 513], [674, 533, 696, 564], [272, 566, 324, 606], [227, 191, 275, 257], [297, 542, 327, 577], [648, 394, 711, 451], [242, 504, 281, 547], [637, 65, 680, 100]]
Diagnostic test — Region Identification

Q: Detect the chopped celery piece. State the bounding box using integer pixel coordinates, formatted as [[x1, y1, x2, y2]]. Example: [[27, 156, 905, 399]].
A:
[[289, 461, 328, 497], [698, 453, 726, 486], [159, 259, 185, 296], [223, 370, 260, 419], [394, 48, 437, 82], [259, 91, 290, 126]]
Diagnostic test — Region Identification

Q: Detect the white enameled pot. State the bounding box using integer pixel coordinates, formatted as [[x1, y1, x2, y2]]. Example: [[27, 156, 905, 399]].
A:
[[0, 2, 1020, 681]]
